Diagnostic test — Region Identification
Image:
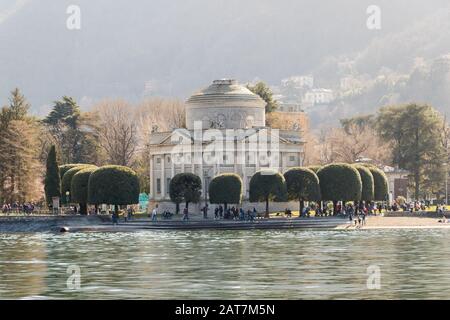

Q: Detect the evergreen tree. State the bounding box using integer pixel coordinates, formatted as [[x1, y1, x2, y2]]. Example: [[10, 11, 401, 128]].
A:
[[44, 145, 61, 205], [377, 104, 446, 199], [247, 81, 278, 113], [0, 89, 41, 203], [43, 97, 99, 164]]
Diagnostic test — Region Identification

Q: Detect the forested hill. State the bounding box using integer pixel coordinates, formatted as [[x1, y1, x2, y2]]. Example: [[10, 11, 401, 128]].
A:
[[0, 0, 449, 119]]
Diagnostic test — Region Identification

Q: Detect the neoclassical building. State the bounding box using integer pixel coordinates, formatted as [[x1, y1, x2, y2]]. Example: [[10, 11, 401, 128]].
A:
[[148, 79, 305, 211]]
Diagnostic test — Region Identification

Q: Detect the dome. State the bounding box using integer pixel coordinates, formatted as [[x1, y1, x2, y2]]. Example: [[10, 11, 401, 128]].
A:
[[186, 79, 266, 130]]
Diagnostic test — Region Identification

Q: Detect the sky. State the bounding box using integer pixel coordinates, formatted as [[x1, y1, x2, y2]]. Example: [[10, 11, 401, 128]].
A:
[[0, 0, 449, 115]]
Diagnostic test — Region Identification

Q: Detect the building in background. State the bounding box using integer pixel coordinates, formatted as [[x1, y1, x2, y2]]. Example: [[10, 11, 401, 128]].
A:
[[303, 88, 335, 106], [148, 79, 305, 212]]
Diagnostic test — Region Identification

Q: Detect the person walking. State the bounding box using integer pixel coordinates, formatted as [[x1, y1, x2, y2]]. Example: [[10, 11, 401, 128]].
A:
[[214, 207, 219, 220], [151, 205, 158, 222], [183, 207, 189, 221]]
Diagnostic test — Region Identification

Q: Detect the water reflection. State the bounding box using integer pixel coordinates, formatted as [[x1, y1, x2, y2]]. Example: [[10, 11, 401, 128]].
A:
[[1, 229, 450, 299]]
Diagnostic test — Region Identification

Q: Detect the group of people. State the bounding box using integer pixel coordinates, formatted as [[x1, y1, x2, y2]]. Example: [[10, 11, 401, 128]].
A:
[[390, 200, 430, 212], [2, 202, 37, 214], [111, 207, 135, 225], [148, 204, 259, 222], [345, 204, 367, 227], [212, 205, 258, 221]]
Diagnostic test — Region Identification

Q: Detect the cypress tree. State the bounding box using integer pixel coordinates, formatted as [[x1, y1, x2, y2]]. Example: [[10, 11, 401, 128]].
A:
[[44, 145, 61, 205]]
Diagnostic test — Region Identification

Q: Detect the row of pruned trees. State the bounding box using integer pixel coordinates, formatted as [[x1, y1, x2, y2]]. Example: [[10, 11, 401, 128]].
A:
[[44, 146, 140, 214], [169, 163, 389, 217]]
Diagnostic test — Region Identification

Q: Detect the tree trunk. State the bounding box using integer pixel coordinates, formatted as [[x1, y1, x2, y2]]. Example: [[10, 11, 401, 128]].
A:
[[333, 200, 337, 216], [224, 202, 228, 210], [299, 199, 304, 217], [185, 202, 189, 213], [415, 171, 420, 200], [176, 203, 180, 214], [80, 203, 87, 215], [114, 204, 119, 215], [265, 197, 269, 218]]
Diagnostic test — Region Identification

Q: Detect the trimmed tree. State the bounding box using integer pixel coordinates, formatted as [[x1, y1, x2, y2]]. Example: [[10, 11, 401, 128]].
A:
[[59, 164, 85, 181], [61, 164, 96, 203], [88, 165, 140, 214], [44, 145, 61, 206], [249, 170, 287, 218], [317, 163, 362, 215], [59, 163, 88, 204], [353, 164, 375, 202], [362, 164, 389, 201], [284, 167, 321, 215], [71, 166, 98, 215], [307, 165, 322, 173], [169, 173, 202, 213], [209, 173, 243, 210]]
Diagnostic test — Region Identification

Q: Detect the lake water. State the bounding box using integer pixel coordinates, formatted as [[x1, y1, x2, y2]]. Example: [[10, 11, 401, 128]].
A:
[[1, 228, 450, 299]]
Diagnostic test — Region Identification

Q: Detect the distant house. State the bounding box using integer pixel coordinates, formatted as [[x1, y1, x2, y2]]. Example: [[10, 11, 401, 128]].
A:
[[303, 88, 334, 105]]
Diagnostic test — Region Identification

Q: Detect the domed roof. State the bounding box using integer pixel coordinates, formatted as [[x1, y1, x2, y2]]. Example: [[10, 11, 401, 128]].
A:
[[186, 79, 266, 108]]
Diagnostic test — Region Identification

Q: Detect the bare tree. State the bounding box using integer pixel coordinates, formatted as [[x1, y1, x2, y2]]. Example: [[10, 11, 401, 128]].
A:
[[93, 99, 138, 167], [315, 124, 390, 165]]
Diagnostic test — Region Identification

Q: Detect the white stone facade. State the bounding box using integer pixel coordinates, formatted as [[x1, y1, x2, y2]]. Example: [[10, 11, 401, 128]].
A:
[[148, 79, 305, 212]]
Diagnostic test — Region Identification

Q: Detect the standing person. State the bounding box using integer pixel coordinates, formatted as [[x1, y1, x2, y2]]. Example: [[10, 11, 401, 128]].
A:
[[151, 205, 158, 222], [123, 208, 128, 222], [202, 205, 209, 219], [127, 207, 133, 221], [183, 207, 189, 221], [247, 209, 254, 221], [214, 207, 219, 220], [253, 207, 258, 219], [361, 211, 366, 226], [112, 210, 119, 225]]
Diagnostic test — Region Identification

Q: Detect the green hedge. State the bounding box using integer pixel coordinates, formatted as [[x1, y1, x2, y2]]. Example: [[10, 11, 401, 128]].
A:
[[209, 173, 243, 206], [362, 164, 389, 201], [317, 163, 362, 201], [88, 165, 140, 205], [307, 165, 322, 173], [284, 167, 321, 201], [71, 166, 98, 205], [169, 173, 202, 209], [61, 164, 96, 200], [353, 164, 375, 201], [59, 164, 85, 180], [249, 170, 287, 217]]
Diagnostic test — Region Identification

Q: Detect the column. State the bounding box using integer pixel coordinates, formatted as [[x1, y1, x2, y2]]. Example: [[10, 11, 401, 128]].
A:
[[171, 156, 175, 178], [160, 154, 165, 199], [149, 155, 154, 200]]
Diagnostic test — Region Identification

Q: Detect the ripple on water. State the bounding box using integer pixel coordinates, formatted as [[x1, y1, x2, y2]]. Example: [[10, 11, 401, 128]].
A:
[[1, 229, 450, 299]]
